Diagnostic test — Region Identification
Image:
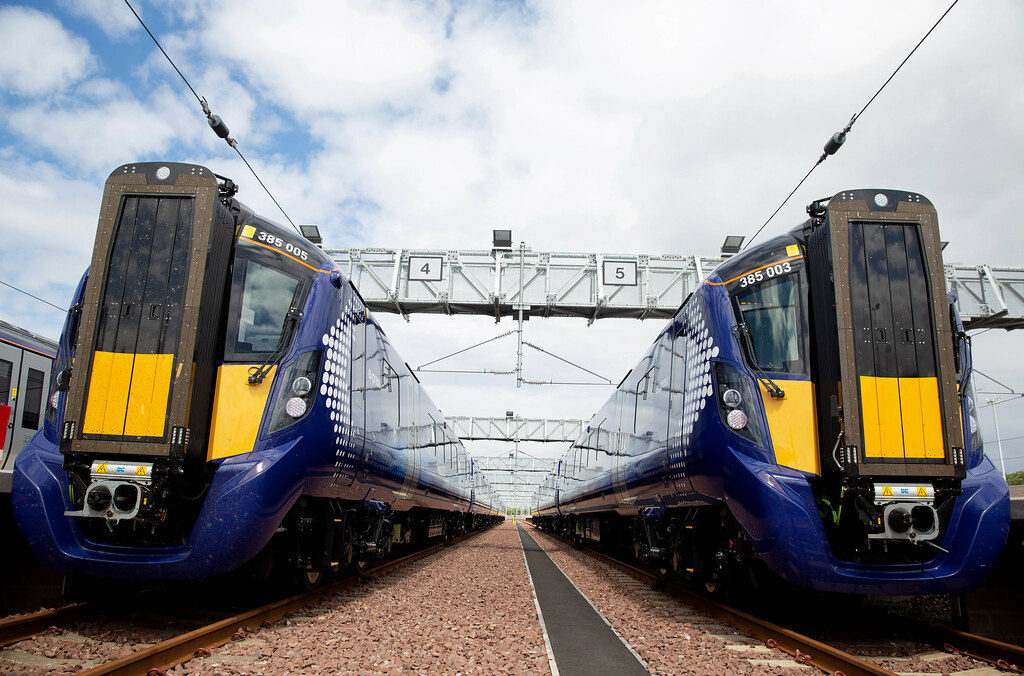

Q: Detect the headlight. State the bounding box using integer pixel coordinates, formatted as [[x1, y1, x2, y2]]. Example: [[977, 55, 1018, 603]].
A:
[[713, 361, 763, 444], [267, 350, 323, 433], [285, 397, 307, 418], [726, 409, 748, 430], [722, 388, 742, 408], [292, 376, 312, 396]]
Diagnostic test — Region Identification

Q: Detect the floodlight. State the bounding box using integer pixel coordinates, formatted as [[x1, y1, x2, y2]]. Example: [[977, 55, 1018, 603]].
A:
[[299, 224, 322, 245], [493, 230, 513, 249], [721, 235, 745, 257]]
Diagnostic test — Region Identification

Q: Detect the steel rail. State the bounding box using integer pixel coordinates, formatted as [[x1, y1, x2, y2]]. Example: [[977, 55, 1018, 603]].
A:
[[77, 526, 494, 676], [535, 527, 893, 676], [914, 621, 1024, 672], [0, 602, 90, 647]]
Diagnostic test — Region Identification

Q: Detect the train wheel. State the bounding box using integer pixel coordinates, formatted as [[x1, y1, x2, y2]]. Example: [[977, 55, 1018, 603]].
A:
[[340, 524, 355, 568], [300, 569, 323, 591]]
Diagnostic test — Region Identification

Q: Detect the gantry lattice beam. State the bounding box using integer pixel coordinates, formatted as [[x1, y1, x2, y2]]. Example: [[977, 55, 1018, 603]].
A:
[[471, 455, 558, 511], [328, 247, 1024, 330], [945, 264, 1024, 330], [449, 416, 585, 443], [329, 247, 721, 324]]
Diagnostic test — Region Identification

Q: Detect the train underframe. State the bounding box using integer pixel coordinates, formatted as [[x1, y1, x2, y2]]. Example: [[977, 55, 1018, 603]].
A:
[[60, 453, 498, 588], [533, 507, 754, 596], [274, 497, 499, 589]]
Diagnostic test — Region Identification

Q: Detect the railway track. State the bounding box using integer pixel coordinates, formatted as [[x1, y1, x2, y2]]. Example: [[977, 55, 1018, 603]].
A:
[[537, 526, 1024, 676], [0, 526, 492, 675]]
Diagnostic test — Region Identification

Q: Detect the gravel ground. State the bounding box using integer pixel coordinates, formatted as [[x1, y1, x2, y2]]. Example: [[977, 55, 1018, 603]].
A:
[[529, 527, 1005, 676], [181, 522, 549, 674], [0, 614, 201, 674], [529, 527, 832, 676]]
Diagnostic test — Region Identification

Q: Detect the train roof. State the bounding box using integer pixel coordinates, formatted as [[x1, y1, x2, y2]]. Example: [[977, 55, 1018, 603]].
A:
[[0, 318, 58, 358]]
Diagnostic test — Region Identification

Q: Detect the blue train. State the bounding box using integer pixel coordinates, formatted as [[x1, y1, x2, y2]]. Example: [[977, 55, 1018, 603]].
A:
[[531, 189, 1009, 595], [12, 162, 503, 585]]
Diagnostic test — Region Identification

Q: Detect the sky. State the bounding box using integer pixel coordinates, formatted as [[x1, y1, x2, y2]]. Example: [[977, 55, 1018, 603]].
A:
[[1, 0, 1023, 501]]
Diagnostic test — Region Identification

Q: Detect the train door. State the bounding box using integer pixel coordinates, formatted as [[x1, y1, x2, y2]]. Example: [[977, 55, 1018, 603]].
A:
[[78, 195, 195, 447], [5, 353, 49, 470], [850, 222, 945, 464], [851, 223, 946, 469], [0, 342, 21, 462]]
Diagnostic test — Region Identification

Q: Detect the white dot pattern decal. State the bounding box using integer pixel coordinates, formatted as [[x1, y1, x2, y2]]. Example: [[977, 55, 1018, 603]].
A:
[[677, 301, 716, 448], [323, 297, 359, 482]]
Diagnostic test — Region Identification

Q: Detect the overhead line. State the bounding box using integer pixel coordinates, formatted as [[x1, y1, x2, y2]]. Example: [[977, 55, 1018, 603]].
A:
[[745, 0, 961, 250], [0, 280, 67, 313], [122, 0, 302, 236]]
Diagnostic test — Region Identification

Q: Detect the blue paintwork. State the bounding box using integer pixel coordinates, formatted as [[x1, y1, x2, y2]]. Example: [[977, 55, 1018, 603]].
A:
[[533, 234, 1009, 595], [13, 212, 500, 580]]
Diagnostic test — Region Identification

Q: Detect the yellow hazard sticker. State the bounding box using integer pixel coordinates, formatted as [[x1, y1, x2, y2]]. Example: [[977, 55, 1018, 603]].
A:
[[786, 244, 800, 256], [96, 463, 107, 474], [882, 486, 893, 497], [917, 487, 928, 496], [241, 225, 256, 239], [136, 466, 148, 476]]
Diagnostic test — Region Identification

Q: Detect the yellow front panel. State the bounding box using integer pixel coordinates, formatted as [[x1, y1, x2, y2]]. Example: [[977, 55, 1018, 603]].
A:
[[859, 376, 905, 458], [123, 353, 174, 437], [207, 364, 276, 461], [759, 380, 820, 475], [899, 377, 944, 459], [83, 351, 135, 435], [897, 377, 926, 458]]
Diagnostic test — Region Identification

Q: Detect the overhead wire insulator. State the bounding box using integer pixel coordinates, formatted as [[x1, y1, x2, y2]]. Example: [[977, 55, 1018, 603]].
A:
[[822, 131, 846, 157], [207, 114, 230, 139]]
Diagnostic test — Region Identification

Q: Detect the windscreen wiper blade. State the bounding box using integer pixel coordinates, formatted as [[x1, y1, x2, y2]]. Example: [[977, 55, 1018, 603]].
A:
[[248, 306, 303, 384], [734, 323, 785, 399]]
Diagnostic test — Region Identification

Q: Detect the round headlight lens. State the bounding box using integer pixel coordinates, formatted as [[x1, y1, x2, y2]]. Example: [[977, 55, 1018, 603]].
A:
[[726, 409, 747, 430], [722, 388, 742, 408], [292, 376, 312, 396], [285, 397, 307, 418]]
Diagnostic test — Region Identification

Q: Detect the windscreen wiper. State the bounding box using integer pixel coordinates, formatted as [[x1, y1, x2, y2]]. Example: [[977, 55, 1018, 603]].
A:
[[734, 323, 785, 399], [248, 306, 303, 384]]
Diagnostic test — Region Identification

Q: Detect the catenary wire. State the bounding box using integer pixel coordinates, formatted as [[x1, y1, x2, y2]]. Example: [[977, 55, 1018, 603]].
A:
[[744, 0, 961, 250], [122, 0, 302, 236], [0, 279, 67, 313]]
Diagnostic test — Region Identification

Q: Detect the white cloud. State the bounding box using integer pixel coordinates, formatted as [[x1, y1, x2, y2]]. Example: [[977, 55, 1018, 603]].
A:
[[0, 6, 94, 96], [203, 0, 449, 114], [5, 84, 201, 173], [56, 0, 139, 40]]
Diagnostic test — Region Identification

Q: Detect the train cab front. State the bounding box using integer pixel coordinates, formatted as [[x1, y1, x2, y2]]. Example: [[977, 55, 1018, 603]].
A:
[[714, 189, 1009, 594], [12, 162, 332, 579]]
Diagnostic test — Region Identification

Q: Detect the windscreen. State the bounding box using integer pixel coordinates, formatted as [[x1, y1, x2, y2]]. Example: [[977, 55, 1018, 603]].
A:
[[225, 248, 309, 360], [716, 238, 809, 375], [732, 274, 805, 373]]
